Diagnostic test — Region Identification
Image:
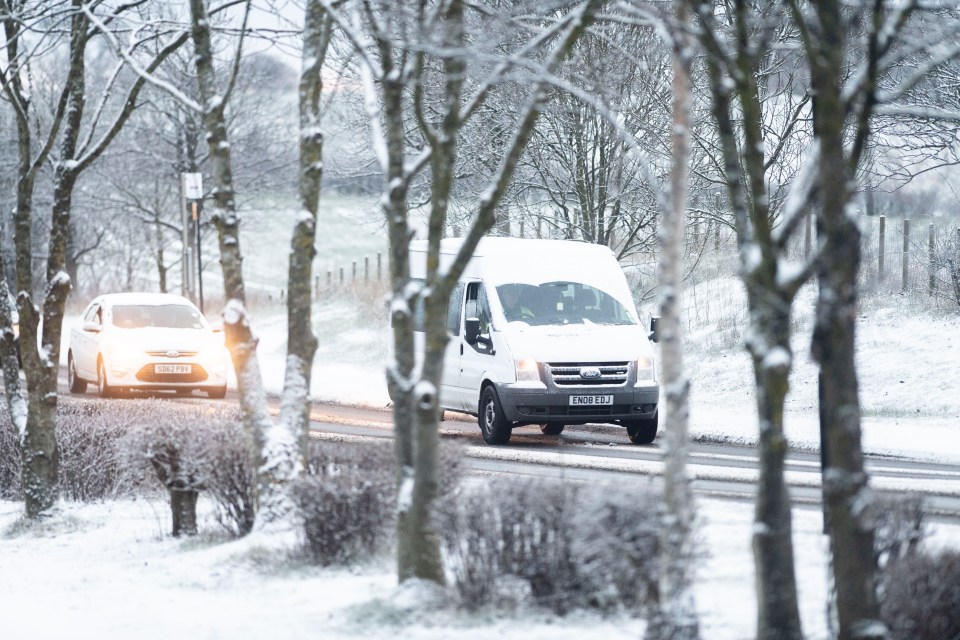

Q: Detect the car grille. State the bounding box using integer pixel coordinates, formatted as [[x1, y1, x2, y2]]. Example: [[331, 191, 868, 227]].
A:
[[136, 364, 208, 383], [145, 351, 198, 358], [546, 362, 629, 387]]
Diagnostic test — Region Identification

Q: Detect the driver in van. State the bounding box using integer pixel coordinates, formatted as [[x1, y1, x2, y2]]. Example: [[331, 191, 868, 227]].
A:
[[500, 286, 535, 321]]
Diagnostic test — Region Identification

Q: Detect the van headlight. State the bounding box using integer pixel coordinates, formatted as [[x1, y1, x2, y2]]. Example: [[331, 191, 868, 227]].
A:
[[636, 354, 655, 381], [515, 356, 540, 382]]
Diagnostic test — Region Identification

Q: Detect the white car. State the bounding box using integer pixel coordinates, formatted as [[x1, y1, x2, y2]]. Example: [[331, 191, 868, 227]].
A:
[[67, 292, 229, 398]]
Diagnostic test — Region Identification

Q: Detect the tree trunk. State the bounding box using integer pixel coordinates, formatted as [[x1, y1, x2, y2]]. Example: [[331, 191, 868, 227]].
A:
[[806, 1, 884, 637], [170, 489, 199, 537], [647, 3, 699, 638]]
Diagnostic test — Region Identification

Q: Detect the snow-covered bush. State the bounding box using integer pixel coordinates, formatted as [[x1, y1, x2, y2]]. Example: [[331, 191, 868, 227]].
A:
[[57, 400, 141, 501], [438, 478, 661, 614], [873, 492, 927, 568], [293, 439, 396, 565], [117, 403, 248, 537], [880, 549, 960, 640]]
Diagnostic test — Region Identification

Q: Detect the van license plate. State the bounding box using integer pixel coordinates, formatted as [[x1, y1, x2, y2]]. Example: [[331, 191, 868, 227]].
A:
[[156, 364, 191, 374], [569, 395, 613, 406]]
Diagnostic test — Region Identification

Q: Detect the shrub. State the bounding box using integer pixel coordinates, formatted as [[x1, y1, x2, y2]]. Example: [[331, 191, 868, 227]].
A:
[[873, 492, 927, 568], [294, 438, 396, 565], [57, 400, 140, 501], [118, 403, 250, 537], [438, 477, 661, 614], [0, 404, 19, 499], [880, 549, 960, 640]]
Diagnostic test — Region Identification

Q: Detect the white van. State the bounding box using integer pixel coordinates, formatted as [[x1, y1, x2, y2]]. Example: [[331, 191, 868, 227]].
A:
[[409, 237, 659, 445]]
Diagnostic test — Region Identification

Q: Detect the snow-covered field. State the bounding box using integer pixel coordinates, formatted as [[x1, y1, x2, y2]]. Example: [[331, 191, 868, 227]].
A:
[[3, 278, 959, 640]]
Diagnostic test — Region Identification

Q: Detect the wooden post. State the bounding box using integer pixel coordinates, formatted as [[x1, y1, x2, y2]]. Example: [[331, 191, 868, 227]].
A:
[[377, 253, 382, 280], [327, 269, 332, 288], [878, 215, 885, 283], [902, 218, 910, 292], [929, 223, 936, 296], [352, 260, 357, 282], [339, 266, 344, 285], [365, 256, 369, 282]]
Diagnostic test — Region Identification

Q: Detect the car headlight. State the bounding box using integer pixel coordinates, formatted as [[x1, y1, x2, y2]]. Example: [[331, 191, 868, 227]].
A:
[[515, 356, 540, 382], [636, 354, 655, 381]]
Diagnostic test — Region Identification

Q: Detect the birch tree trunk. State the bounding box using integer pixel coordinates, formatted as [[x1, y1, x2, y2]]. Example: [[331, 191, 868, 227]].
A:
[[646, 3, 699, 638], [281, 0, 331, 458], [187, 0, 291, 530]]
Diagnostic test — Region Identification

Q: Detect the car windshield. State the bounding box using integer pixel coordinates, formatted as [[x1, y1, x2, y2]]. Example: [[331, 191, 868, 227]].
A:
[[112, 304, 206, 330], [495, 281, 636, 326]]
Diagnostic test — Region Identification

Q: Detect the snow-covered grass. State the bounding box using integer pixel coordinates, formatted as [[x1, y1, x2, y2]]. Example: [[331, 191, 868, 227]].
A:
[[5, 247, 960, 639]]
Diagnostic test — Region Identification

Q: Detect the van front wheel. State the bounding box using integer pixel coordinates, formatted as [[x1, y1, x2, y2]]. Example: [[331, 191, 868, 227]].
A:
[[625, 416, 658, 445], [479, 386, 512, 445]]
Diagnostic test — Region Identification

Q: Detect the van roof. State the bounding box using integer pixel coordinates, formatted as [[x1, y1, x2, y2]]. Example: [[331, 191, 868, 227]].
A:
[[412, 236, 616, 259]]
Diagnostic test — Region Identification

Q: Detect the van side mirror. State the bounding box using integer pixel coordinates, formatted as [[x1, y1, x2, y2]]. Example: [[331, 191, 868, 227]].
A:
[[464, 317, 481, 345], [648, 316, 660, 343]]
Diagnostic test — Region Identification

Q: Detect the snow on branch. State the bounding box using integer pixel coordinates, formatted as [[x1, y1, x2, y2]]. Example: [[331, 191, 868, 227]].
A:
[[81, 5, 203, 113]]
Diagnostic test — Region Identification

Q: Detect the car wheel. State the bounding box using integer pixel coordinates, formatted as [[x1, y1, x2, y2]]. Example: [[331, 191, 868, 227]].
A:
[[68, 354, 87, 394], [540, 422, 564, 435], [625, 415, 658, 445], [206, 385, 226, 399], [97, 358, 115, 398], [479, 386, 512, 445]]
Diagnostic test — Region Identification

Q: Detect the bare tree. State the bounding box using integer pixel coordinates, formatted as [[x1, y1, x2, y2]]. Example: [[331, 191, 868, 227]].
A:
[[0, 0, 188, 517], [323, 0, 601, 583]]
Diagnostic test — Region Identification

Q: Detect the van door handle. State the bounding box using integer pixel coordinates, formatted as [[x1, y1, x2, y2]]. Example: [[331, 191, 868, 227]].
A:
[[460, 343, 464, 355]]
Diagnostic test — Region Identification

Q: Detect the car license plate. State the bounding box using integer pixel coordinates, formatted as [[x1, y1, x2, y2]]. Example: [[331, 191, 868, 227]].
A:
[[155, 364, 191, 374], [569, 395, 613, 406]]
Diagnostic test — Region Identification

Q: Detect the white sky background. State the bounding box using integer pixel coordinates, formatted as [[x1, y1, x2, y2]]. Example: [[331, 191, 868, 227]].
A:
[[3, 285, 959, 639]]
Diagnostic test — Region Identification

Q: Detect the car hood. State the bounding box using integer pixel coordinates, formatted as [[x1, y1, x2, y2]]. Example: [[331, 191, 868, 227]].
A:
[[106, 327, 222, 354], [499, 322, 653, 362]]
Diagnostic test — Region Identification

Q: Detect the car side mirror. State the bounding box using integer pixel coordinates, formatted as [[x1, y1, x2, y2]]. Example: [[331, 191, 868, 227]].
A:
[[648, 316, 660, 343], [464, 317, 481, 345], [82, 321, 101, 333]]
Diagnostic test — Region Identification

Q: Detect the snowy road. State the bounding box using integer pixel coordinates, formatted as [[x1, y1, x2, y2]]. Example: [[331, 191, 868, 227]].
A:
[[300, 401, 960, 520]]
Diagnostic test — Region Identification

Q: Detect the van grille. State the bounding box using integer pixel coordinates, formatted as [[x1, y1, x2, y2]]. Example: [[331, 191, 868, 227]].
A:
[[546, 362, 629, 387]]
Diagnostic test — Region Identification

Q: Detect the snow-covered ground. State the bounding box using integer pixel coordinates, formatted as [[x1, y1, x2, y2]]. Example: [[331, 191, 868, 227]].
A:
[[3, 284, 959, 639]]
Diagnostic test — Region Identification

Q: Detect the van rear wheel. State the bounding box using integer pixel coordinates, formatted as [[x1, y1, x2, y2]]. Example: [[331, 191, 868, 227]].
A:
[[479, 386, 512, 445], [540, 422, 564, 435], [625, 415, 658, 445]]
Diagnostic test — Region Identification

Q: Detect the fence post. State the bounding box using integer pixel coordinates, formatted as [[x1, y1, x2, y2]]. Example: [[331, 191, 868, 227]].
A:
[[365, 256, 369, 282], [878, 215, 885, 283], [902, 218, 910, 292], [378, 253, 382, 280], [929, 223, 936, 296], [352, 260, 357, 282], [339, 266, 344, 285], [327, 269, 332, 288]]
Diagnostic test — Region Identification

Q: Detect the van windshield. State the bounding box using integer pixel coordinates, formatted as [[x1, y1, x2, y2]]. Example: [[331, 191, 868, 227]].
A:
[[495, 281, 636, 326]]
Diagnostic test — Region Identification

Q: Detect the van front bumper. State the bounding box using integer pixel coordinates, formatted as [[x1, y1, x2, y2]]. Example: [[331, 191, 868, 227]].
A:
[[495, 382, 659, 426]]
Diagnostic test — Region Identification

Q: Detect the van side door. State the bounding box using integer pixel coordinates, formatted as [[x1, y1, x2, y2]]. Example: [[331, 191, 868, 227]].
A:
[[459, 281, 496, 413], [440, 282, 465, 410]]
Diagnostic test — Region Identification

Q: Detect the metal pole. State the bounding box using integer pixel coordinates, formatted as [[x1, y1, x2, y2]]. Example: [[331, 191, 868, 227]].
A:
[[878, 215, 885, 283], [902, 218, 910, 292], [194, 201, 203, 313]]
